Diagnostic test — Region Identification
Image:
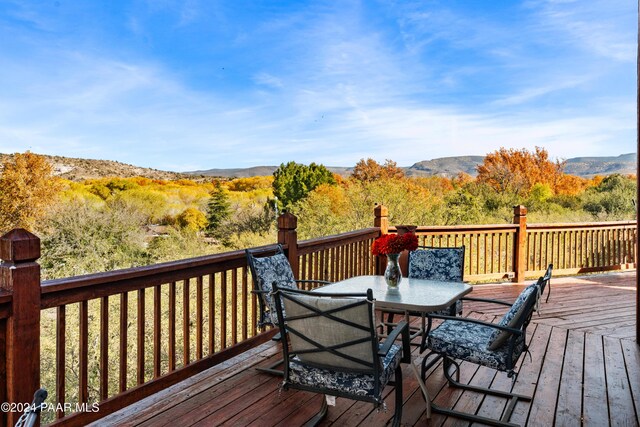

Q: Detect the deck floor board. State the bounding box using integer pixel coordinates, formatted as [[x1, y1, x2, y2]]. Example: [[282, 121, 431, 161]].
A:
[[92, 271, 638, 427]]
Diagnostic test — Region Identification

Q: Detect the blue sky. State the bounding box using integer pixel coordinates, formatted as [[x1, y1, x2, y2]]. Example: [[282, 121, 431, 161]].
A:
[[0, 0, 636, 172]]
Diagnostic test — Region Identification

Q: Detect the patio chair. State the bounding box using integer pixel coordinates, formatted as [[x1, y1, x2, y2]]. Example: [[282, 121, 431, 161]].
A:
[[384, 246, 465, 340], [420, 279, 541, 427], [408, 246, 465, 315], [271, 284, 411, 427], [246, 244, 331, 375]]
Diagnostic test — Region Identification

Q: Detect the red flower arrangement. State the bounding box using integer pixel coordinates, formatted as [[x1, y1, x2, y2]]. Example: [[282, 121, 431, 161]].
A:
[[372, 233, 419, 256]]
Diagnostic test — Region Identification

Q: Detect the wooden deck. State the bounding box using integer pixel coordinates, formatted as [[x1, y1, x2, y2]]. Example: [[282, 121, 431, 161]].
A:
[[93, 272, 639, 427]]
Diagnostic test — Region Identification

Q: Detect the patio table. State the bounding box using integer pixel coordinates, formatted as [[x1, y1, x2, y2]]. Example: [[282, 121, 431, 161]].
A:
[[314, 275, 473, 417]]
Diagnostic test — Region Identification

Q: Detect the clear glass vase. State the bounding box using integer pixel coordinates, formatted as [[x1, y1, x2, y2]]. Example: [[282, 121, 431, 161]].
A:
[[384, 253, 402, 287]]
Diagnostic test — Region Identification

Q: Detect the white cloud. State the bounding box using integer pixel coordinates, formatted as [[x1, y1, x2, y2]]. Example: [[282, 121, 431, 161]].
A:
[[0, 1, 635, 171]]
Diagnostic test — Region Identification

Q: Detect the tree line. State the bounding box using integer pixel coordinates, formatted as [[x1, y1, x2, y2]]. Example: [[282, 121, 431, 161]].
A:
[[0, 149, 635, 279]]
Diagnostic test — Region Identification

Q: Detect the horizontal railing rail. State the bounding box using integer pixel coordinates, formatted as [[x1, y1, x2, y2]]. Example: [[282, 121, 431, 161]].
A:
[[0, 206, 636, 426]]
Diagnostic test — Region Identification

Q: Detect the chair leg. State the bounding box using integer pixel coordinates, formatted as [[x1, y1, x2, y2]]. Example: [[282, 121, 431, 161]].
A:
[[392, 365, 403, 427], [304, 396, 329, 427], [420, 351, 442, 381], [256, 358, 284, 376], [545, 283, 551, 303], [430, 357, 531, 426], [443, 357, 460, 382]]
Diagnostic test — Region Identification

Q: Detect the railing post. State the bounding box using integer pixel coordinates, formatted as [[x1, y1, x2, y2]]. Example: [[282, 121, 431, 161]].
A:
[[374, 204, 389, 234], [513, 205, 528, 283], [277, 212, 299, 279], [374, 205, 389, 275], [0, 229, 41, 426]]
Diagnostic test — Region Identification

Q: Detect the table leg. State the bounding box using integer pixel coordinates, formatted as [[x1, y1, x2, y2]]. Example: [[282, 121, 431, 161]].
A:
[[409, 357, 432, 418], [404, 311, 432, 418]]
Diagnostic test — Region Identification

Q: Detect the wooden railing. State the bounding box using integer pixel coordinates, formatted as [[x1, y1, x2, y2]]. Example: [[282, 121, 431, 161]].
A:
[[526, 222, 637, 277], [0, 206, 636, 426], [402, 224, 519, 282]]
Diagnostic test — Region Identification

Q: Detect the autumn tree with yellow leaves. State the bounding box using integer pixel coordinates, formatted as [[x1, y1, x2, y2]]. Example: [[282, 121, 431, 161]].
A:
[[0, 152, 62, 233]]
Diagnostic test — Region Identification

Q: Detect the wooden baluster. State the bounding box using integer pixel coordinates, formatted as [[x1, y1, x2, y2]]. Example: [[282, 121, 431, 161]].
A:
[[119, 292, 128, 392], [314, 249, 320, 282], [196, 276, 203, 359], [231, 270, 238, 345], [56, 305, 66, 419], [220, 272, 227, 349], [330, 247, 336, 281], [183, 278, 190, 366], [319, 249, 326, 281], [208, 274, 215, 354], [475, 234, 480, 275], [153, 285, 161, 378], [80, 300, 88, 403], [137, 289, 145, 385], [100, 297, 109, 400], [168, 282, 176, 372]]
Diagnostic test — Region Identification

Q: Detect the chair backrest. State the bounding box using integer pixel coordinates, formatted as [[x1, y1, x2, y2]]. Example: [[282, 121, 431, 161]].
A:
[[273, 285, 379, 373], [486, 283, 540, 350], [408, 246, 465, 282], [245, 244, 297, 327]]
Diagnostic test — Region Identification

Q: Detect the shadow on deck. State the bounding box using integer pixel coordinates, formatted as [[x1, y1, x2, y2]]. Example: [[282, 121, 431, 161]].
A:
[[94, 272, 639, 427]]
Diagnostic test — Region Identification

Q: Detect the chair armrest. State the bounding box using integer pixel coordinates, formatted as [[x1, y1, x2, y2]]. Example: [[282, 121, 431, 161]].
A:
[[379, 320, 411, 363], [426, 313, 523, 336], [251, 289, 269, 295], [460, 296, 513, 307]]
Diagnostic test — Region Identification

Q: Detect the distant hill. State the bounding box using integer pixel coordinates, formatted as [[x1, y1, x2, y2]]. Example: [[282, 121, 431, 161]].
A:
[[0, 152, 635, 181], [187, 154, 637, 179], [407, 156, 485, 177], [187, 165, 355, 178], [0, 153, 193, 181], [563, 153, 636, 177]]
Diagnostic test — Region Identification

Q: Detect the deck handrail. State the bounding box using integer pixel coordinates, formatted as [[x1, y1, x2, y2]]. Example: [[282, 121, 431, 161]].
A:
[[0, 205, 636, 426]]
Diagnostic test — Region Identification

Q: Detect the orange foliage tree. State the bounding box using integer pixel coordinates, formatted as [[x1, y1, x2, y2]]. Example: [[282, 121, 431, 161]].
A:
[[476, 147, 565, 196], [555, 174, 589, 196], [351, 158, 405, 181], [0, 152, 63, 232]]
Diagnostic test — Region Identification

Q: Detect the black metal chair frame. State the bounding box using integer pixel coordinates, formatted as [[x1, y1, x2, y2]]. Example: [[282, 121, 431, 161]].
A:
[[419, 281, 541, 427], [272, 284, 411, 427], [540, 263, 553, 302], [245, 244, 331, 375]]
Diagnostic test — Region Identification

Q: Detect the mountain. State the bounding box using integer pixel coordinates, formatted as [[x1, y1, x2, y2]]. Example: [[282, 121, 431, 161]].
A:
[[187, 154, 637, 179], [0, 153, 193, 181], [563, 153, 636, 177], [0, 152, 635, 181], [406, 156, 485, 177]]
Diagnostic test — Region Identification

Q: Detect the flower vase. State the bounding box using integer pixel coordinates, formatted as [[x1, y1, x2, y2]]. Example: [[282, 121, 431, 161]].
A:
[[384, 253, 402, 287]]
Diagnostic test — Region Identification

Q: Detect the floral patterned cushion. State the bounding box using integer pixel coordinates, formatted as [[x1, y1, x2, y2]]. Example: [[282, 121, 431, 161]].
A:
[[430, 299, 464, 317], [427, 320, 524, 372], [408, 247, 464, 281], [409, 247, 465, 316], [486, 284, 537, 350], [287, 343, 403, 398], [251, 252, 297, 325]]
